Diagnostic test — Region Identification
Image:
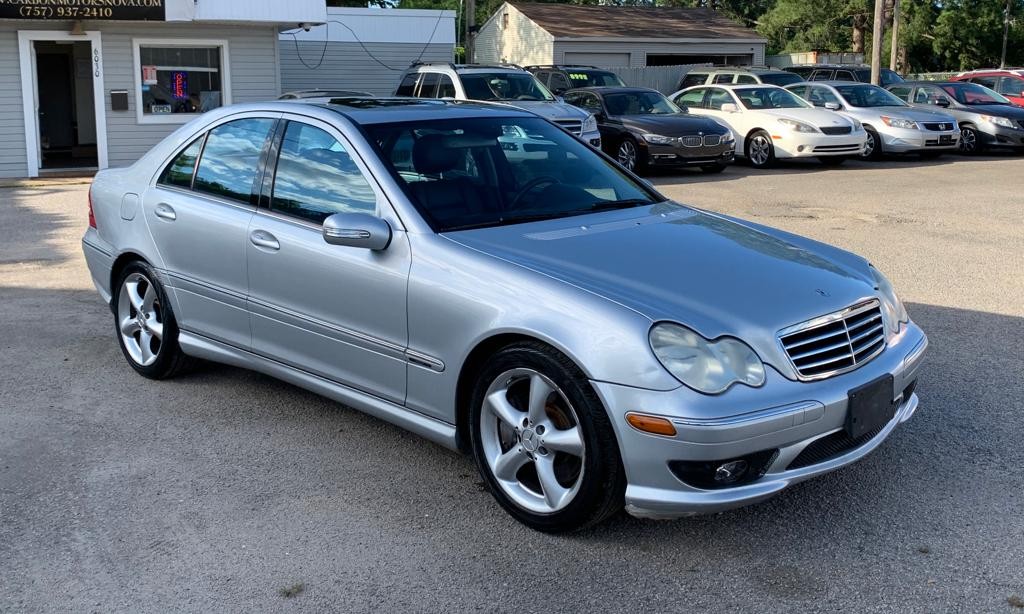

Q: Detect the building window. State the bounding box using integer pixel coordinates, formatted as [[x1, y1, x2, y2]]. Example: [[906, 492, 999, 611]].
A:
[[133, 39, 231, 124], [502, 12, 509, 29]]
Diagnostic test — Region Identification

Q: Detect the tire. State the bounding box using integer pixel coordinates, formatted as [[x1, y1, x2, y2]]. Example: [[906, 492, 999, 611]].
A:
[[818, 156, 846, 166], [745, 130, 776, 168], [616, 136, 647, 175], [114, 260, 192, 379], [861, 128, 883, 160], [699, 164, 728, 174], [959, 125, 981, 154], [469, 341, 626, 532]]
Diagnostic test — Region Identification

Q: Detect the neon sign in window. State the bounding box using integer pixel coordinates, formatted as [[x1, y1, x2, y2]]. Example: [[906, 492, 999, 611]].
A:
[[172, 71, 188, 100]]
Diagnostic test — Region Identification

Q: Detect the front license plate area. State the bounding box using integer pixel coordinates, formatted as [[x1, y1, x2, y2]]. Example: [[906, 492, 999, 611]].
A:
[[846, 375, 895, 438], [939, 135, 953, 144]]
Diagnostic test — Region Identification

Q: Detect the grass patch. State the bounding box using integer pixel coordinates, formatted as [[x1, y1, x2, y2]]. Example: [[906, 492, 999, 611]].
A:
[[279, 583, 305, 599], [1008, 595, 1024, 609]]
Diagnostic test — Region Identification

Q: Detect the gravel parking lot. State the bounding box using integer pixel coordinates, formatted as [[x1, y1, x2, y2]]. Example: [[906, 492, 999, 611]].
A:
[[2, 156, 1022, 613]]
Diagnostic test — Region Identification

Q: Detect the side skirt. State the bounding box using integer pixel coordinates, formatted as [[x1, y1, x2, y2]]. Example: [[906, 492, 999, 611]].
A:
[[178, 331, 460, 451]]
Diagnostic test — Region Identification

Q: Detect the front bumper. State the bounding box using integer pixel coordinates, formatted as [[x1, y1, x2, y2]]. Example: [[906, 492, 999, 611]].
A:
[[880, 126, 960, 152], [581, 129, 602, 150], [643, 140, 735, 167], [593, 321, 927, 519], [977, 123, 1024, 148], [772, 131, 867, 158]]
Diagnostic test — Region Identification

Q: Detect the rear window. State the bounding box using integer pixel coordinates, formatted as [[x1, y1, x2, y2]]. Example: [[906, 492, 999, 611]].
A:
[[192, 118, 274, 203], [758, 72, 804, 86], [396, 74, 418, 96], [567, 70, 625, 87]]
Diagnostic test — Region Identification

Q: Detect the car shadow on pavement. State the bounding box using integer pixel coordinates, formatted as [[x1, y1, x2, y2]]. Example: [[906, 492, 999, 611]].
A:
[[0, 186, 85, 266]]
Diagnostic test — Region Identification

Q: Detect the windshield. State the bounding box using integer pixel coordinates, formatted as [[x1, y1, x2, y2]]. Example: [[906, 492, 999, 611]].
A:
[[567, 70, 626, 87], [461, 73, 554, 102], [736, 87, 810, 110], [758, 72, 805, 86], [604, 91, 681, 115], [835, 84, 908, 107], [366, 117, 659, 232], [939, 83, 1010, 105]]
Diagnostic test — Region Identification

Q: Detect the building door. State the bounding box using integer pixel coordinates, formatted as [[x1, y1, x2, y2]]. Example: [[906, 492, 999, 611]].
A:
[[33, 41, 97, 170]]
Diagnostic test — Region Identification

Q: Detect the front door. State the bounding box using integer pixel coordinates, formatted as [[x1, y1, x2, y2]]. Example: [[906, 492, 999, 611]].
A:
[[144, 114, 278, 349], [247, 117, 410, 403]]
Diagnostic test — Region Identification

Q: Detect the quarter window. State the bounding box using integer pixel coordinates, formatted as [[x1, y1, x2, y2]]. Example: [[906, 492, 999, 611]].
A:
[[270, 122, 377, 224], [417, 73, 440, 97], [679, 73, 708, 88], [137, 43, 225, 117], [158, 136, 204, 188], [396, 73, 418, 96], [193, 118, 274, 203], [735, 74, 758, 84]]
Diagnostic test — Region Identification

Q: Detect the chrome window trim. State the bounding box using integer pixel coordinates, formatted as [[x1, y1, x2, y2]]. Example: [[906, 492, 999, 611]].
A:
[[776, 298, 886, 382], [154, 184, 256, 213]]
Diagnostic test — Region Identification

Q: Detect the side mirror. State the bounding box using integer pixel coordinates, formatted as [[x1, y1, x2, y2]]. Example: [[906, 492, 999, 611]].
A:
[[824, 101, 842, 111], [720, 103, 738, 113], [935, 98, 951, 108], [323, 212, 392, 251]]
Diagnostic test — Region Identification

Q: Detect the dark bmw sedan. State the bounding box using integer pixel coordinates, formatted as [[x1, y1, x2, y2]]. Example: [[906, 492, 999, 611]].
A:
[[563, 87, 735, 174]]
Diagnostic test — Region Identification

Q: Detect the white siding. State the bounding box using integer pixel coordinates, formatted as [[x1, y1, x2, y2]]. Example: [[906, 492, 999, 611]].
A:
[[553, 40, 766, 68], [194, 0, 326, 24], [280, 42, 454, 95], [0, 22, 280, 178], [474, 4, 553, 66]]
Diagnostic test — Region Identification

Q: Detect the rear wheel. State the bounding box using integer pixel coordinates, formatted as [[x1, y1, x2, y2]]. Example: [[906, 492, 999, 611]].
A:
[[469, 342, 625, 532], [745, 130, 775, 168], [114, 261, 191, 379]]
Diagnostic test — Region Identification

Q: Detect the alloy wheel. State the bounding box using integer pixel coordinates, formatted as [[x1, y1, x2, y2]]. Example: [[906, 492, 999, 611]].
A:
[[959, 127, 977, 153], [479, 368, 585, 514], [617, 140, 637, 170], [117, 272, 164, 366], [862, 131, 877, 158], [749, 135, 771, 166]]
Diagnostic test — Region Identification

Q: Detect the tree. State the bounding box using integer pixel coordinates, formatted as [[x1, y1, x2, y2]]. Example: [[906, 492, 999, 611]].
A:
[[757, 0, 871, 54]]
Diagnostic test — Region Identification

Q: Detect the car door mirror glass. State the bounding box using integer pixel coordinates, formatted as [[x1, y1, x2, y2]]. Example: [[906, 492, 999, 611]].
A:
[[720, 103, 738, 113], [935, 98, 950, 107], [323, 212, 392, 250], [824, 101, 841, 110]]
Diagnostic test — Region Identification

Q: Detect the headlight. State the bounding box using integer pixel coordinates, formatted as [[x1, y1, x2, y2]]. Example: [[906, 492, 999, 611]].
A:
[[881, 116, 918, 130], [720, 130, 735, 143], [649, 323, 765, 394], [582, 114, 598, 133], [777, 118, 818, 133], [641, 134, 675, 145], [870, 266, 909, 340], [980, 114, 1016, 129]]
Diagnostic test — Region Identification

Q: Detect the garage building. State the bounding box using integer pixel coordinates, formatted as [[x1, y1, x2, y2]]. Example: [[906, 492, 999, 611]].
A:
[[474, 2, 766, 69]]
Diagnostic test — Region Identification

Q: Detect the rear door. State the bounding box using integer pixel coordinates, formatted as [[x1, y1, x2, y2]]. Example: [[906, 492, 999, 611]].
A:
[[246, 115, 410, 403], [143, 113, 277, 349]]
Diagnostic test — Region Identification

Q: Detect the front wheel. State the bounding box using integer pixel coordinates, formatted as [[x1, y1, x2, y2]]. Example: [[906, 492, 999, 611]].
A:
[[616, 137, 646, 174], [469, 342, 626, 532], [861, 128, 883, 160], [959, 125, 981, 154], [746, 130, 776, 168]]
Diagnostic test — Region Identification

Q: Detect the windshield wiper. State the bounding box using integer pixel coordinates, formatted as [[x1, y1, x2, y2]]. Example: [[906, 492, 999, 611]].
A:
[[586, 198, 655, 212]]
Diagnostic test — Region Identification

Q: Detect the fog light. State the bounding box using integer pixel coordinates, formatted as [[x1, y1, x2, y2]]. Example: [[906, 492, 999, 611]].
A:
[[797, 145, 806, 152], [714, 460, 748, 484]]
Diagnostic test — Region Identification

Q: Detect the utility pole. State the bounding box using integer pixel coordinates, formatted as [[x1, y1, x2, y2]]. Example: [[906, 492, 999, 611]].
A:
[[1001, 0, 1012, 68], [465, 0, 476, 64], [870, 0, 885, 84], [890, 0, 901, 72]]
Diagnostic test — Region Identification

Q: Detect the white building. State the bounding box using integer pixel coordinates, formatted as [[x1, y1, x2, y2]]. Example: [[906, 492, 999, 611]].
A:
[[0, 0, 326, 179], [475, 2, 766, 69], [279, 7, 456, 96]]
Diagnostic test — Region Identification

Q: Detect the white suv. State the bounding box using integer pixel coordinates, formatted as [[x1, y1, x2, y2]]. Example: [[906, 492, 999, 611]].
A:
[[395, 63, 601, 147]]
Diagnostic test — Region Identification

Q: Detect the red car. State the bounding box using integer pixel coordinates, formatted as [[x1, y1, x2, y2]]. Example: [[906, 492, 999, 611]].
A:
[[951, 69, 1024, 107]]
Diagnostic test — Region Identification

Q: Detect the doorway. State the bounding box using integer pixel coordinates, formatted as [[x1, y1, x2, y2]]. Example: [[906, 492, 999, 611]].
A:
[[18, 30, 108, 178], [34, 41, 97, 170]]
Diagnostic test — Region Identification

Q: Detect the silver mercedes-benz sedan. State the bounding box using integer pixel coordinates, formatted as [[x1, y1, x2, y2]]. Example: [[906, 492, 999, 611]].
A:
[[81, 99, 927, 532]]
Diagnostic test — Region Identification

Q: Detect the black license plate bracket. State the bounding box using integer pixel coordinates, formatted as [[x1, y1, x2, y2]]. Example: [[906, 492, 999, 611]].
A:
[[939, 135, 953, 144], [846, 374, 895, 438]]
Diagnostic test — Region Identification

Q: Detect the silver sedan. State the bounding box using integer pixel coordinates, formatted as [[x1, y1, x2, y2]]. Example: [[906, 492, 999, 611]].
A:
[[787, 81, 960, 159], [81, 99, 927, 532]]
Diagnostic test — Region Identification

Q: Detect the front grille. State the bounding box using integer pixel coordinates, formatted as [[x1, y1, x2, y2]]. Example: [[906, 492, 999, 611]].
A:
[[786, 424, 885, 470], [779, 300, 886, 380], [820, 126, 852, 135], [554, 119, 582, 136], [923, 122, 954, 131], [682, 135, 703, 147], [703, 134, 722, 146]]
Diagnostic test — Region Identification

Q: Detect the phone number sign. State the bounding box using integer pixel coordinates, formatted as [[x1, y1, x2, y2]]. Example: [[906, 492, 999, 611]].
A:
[[0, 0, 165, 20]]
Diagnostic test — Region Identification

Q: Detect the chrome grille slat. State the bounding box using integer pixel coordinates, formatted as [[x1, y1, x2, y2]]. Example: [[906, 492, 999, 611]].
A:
[[554, 119, 583, 136], [778, 300, 886, 380], [703, 134, 721, 146], [682, 136, 702, 147]]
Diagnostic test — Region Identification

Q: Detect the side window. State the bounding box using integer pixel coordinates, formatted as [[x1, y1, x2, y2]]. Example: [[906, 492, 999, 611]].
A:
[[680, 72, 708, 88], [549, 72, 572, 93], [787, 85, 809, 99], [970, 76, 998, 89], [810, 70, 832, 81], [675, 88, 706, 109], [888, 86, 911, 101], [437, 74, 456, 98], [578, 93, 603, 114], [835, 70, 856, 81], [713, 73, 734, 84], [417, 73, 440, 97], [998, 77, 1024, 96], [735, 74, 758, 84], [535, 71, 550, 85], [158, 135, 204, 188], [706, 88, 734, 110], [396, 73, 418, 96], [270, 122, 377, 224], [193, 118, 274, 203], [807, 86, 839, 107]]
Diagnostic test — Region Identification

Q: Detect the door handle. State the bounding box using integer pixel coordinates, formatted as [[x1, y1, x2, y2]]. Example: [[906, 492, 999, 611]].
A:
[[154, 203, 176, 221], [250, 229, 280, 251]]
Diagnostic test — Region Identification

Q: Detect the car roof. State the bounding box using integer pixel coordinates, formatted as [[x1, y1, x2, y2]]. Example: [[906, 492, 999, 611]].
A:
[[799, 80, 868, 87], [281, 89, 372, 98], [411, 63, 527, 74], [691, 66, 790, 74], [207, 99, 535, 126], [698, 83, 786, 90], [893, 81, 956, 86]]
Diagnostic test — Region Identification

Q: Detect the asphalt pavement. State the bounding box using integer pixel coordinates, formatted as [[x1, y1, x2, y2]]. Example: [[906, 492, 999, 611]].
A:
[[1, 155, 1022, 613]]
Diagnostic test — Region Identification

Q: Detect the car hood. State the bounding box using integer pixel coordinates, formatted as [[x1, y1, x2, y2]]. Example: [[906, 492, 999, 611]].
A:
[[961, 103, 1024, 119], [618, 114, 728, 136], [507, 100, 589, 120], [757, 107, 854, 129], [444, 203, 877, 365], [846, 106, 957, 123]]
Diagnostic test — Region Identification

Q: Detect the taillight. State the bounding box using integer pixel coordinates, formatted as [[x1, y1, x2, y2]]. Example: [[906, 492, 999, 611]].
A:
[[88, 189, 97, 229]]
